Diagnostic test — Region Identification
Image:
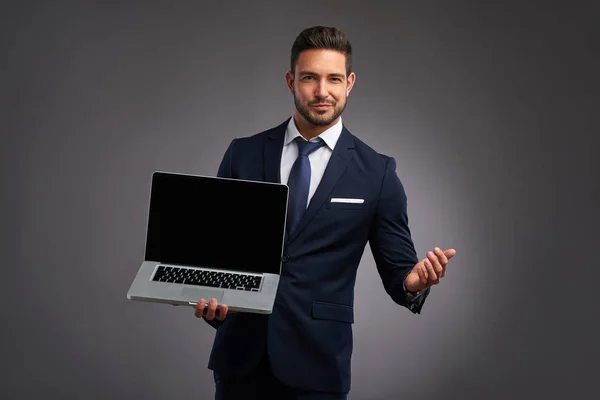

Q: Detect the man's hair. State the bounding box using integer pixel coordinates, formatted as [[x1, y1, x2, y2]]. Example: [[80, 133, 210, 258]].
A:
[[290, 26, 352, 76]]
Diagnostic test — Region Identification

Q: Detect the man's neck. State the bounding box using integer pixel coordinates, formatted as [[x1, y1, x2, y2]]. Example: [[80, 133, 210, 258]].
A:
[[293, 112, 339, 140]]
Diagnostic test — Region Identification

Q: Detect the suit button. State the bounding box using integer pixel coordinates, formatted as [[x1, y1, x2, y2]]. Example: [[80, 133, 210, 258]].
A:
[[282, 254, 289, 263]]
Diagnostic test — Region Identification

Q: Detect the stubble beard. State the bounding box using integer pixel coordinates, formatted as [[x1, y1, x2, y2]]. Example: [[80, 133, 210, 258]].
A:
[[293, 92, 347, 127]]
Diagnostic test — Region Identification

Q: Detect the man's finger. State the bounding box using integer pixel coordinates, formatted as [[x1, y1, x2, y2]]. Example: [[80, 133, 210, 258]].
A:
[[443, 249, 456, 259], [194, 298, 207, 318], [420, 262, 429, 283], [424, 258, 438, 284], [417, 264, 427, 285], [217, 304, 229, 321], [434, 247, 448, 266], [205, 298, 218, 320], [427, 251, 443, 275], [434, 247, 448, 278]]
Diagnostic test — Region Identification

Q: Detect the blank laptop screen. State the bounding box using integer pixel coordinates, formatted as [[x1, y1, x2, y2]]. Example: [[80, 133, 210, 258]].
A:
[[145, 172, 288, 275]]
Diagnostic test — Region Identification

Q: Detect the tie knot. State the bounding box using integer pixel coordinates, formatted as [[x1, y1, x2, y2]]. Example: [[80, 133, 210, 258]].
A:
[[295, 137, 324, 156]]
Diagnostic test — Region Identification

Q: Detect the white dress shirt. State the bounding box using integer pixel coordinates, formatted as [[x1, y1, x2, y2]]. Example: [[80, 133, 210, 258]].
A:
[[280, 116, 343, 209]]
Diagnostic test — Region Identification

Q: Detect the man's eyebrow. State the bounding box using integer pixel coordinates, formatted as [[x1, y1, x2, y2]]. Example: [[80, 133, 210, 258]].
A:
[[298, 71, 346, 78]]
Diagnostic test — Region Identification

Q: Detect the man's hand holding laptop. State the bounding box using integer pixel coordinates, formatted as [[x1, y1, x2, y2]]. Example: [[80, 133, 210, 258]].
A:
[[194, 298, 231, 321]]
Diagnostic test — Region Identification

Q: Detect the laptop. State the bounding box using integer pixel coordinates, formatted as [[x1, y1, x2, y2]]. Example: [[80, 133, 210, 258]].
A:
[[127, 171, 288, 314]]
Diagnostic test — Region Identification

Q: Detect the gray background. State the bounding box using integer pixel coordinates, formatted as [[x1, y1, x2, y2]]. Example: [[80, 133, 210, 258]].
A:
[[1, 1, 599, 399]]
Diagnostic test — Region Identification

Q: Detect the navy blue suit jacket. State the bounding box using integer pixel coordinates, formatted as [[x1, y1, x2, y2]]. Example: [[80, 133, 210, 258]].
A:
[[205, 118, 429, 393]]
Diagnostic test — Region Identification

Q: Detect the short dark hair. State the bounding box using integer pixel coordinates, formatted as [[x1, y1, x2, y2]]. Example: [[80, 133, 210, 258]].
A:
[[290, 26, 352, 76]]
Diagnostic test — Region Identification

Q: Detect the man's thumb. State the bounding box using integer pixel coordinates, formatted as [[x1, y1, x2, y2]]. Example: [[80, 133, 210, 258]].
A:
[[444, 249, 456, 259]]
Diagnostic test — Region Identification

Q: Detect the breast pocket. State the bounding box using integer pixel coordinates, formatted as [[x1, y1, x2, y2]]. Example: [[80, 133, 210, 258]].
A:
[[325, 197, 368, 210]]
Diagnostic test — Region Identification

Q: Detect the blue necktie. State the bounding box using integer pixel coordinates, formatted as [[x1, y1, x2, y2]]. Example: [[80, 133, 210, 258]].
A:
[[286, 137, 325, 235]]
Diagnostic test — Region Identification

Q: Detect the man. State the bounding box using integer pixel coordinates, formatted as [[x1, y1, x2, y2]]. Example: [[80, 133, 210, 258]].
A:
[[193, 26, 456, 399]]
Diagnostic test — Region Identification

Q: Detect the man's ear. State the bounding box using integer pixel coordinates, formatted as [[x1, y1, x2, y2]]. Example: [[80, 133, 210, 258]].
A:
[[346, 72, 356, 96], [285, 71, 295, 94]]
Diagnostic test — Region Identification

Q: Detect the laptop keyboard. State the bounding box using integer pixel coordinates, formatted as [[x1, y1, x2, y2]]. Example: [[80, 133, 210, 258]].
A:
[[152, 265, 262, 291]]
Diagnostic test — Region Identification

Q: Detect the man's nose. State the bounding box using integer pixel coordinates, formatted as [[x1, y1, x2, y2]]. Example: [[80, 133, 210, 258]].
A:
[[315, 80, 328, 98]]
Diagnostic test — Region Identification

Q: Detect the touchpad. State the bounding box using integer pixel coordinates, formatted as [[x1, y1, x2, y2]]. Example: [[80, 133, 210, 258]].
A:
[[181, 287, 224, 303]]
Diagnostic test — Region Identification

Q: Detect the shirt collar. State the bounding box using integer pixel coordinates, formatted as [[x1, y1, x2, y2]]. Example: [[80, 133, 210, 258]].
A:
[[284, 116, 343, 151]]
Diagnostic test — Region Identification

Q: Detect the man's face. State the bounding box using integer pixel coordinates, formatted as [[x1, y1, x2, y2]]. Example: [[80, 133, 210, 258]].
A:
[[286, 49, 355, 128]]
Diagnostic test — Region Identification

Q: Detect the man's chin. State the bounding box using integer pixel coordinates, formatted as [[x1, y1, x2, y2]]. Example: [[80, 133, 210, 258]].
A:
[[308, 111, 335, 125], [308, 117, 335, 127]]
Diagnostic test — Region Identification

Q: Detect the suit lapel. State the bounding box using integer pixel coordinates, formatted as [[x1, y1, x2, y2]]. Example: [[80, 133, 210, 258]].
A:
[[287, 126, 355, 244], [263, 119, 289, 184]]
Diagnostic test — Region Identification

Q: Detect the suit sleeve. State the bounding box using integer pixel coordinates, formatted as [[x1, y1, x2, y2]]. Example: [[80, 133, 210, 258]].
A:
[[202, 139, 237, 329], [217, 138, 237, 178], [368, 156, 430, 314]]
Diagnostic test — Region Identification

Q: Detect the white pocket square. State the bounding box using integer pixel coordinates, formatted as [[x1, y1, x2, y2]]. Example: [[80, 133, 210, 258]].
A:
[[330, 198, 364, 204]]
